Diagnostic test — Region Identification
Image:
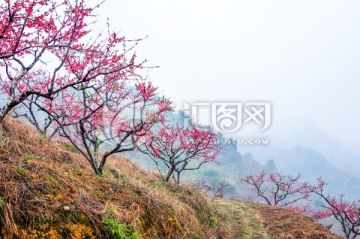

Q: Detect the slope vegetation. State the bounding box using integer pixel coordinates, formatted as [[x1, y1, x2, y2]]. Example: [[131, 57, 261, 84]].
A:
[[0, 118, 341, 239]]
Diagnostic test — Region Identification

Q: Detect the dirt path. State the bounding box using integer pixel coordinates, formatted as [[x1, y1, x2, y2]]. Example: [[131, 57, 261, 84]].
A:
[[211, 198, 270, 239]]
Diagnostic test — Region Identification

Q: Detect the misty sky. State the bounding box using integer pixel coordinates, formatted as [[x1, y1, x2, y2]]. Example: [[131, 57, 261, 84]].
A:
[[94, 1, 360, 154]]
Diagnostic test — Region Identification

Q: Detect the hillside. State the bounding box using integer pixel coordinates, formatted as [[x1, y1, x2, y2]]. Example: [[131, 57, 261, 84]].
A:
[[0, 118, 341, 239]]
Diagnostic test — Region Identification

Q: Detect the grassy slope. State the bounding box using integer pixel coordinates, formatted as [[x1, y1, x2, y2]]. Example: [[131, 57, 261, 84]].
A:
[[212, 199, 342, 239], [0, 118, 341, 239]]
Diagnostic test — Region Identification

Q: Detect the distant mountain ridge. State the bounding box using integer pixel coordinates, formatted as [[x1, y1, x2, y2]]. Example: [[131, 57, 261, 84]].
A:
[[242, 144, 360, 199], [273, 121, 360, 176]]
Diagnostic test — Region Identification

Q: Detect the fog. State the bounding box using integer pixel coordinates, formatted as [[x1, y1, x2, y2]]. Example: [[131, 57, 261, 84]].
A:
[[94, 0, 360, 155]]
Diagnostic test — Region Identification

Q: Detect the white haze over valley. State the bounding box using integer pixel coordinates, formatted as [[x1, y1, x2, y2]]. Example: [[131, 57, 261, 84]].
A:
[[96, 1, 360, 162]]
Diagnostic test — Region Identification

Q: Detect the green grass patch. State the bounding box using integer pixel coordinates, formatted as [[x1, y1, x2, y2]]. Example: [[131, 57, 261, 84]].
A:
[[209, 216, 219, 228], [63, 142, 78, 153], [252, 223, 260, 229], [15, 167, 28, 177], [154, 181, 163, 190], [105, 218, 141, 239], [23, 154, 36, 162]]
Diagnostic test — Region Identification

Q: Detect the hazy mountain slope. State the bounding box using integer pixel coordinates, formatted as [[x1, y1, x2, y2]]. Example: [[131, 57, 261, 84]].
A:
[[274, 121, 360, 176]]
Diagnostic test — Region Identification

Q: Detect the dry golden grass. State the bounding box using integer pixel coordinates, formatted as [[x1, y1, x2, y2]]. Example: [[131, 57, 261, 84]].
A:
[[0, 118, 343, 239], [212, 199, 342, 239], [256, 204, 342, 239], [0, 118, 225, 239]]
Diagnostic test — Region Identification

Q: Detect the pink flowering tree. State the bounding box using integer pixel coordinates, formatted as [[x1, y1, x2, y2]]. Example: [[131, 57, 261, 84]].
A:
[[28, 80, 171, 176], [239, 171, 310, 206], [307, 178, 360, 239], [138, 124, 221, 184], [286, 205, 330, 218], [11, 93, 59, 137], [0, 0, 141, 121]]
